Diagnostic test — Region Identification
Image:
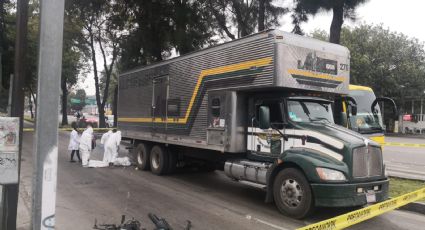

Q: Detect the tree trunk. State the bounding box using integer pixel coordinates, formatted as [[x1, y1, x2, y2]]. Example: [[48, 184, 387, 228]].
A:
[[61, 76, 68, 126], [258, 0, 265, 32], [29, 85, 36, 117], [28, 94, 33, 118], [88, 27, 106, 128], [0, 0, 3, 90], [232, 0, 248, 37], [329, 2, 344, 44], [208, 4, 236, 40], [113, 85, 118, 127]]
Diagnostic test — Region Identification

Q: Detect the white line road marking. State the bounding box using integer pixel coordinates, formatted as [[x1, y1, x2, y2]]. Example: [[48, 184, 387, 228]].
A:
[[245, 215, 291, 230]]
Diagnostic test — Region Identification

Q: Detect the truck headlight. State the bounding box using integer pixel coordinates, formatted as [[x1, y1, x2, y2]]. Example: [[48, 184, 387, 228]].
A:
[[316, 167, 346, 181]]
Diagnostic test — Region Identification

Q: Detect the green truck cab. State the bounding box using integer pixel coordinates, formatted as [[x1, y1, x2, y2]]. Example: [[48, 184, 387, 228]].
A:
[[118, 30, 389, 219], [244, 94, 388, 218]]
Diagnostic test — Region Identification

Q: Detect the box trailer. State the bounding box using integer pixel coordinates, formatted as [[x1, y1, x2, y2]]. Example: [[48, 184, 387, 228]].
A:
[[118, 30, 389, 218]]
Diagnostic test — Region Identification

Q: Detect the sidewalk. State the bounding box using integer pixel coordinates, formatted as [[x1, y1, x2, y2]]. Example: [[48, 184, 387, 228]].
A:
[[16, 132, 132, 229]]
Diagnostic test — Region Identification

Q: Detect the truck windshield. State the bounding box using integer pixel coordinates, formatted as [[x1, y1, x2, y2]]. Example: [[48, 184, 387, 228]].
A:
[[287, 100, 334, 123], [348, 90, 384, 134]]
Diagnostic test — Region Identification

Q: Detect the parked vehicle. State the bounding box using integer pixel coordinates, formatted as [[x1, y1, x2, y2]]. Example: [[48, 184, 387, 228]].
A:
[[334, 84, 397, 144], [77, 116, 99, 128], [117, 30, 388, 218], [105, 115, 114, 128]]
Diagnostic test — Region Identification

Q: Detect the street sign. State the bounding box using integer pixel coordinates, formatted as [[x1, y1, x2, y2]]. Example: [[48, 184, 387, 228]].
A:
[[0, 117, 19, 185], [70, 98, 81, 104]]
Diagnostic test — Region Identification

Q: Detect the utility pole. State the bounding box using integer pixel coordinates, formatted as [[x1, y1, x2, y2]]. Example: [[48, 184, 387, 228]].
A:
[[31, 0, 65, 229], [2, 0, 28, 229]]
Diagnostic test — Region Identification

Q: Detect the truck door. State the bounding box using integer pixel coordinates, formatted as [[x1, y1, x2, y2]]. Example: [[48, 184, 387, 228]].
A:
[[248, 99, 286, 156], [152, 75, 169, 136]]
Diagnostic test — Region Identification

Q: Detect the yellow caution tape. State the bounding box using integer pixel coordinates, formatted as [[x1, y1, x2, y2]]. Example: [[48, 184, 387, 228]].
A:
[[23, 128, 112, 132], [297, 187, 425, 230], [382, 142, 425, 148]]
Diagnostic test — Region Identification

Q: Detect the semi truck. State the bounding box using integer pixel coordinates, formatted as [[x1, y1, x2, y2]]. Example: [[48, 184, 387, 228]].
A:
[[117, 30, 389, 218]]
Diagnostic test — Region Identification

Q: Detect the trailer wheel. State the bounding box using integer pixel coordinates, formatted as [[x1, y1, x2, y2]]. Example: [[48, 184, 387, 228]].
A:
[[273, 168, 314, 219], [150, 145, 169, 175], [135, 143, 151, 171]]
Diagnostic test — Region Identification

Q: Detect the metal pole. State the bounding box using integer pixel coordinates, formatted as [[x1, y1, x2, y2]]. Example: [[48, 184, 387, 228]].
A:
[[4, 0, 29, 227], [32, 0, 65, 229], [412, 100, 414, 114]]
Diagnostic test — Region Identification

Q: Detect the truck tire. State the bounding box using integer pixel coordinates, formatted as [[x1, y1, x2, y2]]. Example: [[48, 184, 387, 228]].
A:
[[150, 145, 169, 175], [273, 168, 314, 219], [135, 143, 151, 171]]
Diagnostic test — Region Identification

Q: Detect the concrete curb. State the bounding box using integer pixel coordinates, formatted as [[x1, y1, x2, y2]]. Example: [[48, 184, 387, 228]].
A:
[[398, 202, 425, 215]]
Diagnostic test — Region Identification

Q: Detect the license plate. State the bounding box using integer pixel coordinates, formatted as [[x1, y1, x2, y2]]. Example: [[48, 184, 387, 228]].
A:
[[366, 192, 376, 203]]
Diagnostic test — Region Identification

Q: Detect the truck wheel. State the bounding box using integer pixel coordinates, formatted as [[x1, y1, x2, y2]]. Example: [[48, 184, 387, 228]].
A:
[[150, 145, 169, 175], [135, 143, 151, 171], [273, 168, 314, 219]]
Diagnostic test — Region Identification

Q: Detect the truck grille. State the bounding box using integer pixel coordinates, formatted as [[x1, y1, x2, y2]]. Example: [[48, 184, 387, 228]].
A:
[[352, 146, 383, 178]]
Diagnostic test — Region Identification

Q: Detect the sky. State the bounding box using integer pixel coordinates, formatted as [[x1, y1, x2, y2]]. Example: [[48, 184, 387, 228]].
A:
[[280, 0, 425, 41], [80, 0, 425, 95]]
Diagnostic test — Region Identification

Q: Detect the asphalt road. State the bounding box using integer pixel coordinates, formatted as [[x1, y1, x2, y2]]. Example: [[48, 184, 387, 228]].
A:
[[383, 136, 425, 181], [16, 130, 425, 230]]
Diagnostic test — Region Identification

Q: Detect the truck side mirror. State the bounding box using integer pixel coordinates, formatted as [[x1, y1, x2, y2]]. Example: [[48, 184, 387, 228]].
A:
[[259, 106, 270, 129], [350, 104, 357, 116], [344, 96, 357, 116], [372, 97, 398, 120], [339, 112, 348, 127]]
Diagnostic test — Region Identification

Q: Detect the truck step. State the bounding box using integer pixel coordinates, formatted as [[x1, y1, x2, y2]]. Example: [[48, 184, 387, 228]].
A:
[[238, 180, 267, 190]]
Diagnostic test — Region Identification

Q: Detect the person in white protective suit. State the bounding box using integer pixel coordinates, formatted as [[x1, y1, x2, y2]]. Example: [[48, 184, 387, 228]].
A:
[[68, 123, 81, 162], [79, 125, 93, 167], [101, 130, 113, 162], [104, 129, 122, 165]]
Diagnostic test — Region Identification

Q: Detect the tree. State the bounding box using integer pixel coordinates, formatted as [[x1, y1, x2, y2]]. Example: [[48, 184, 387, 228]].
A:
[[207, 0, 287, 40], [67, 0, 121, 127], [0, 0, 14, 112], [310, 25, 425, 111], [170, 0, 216, 55], [292, 0, 368, 44], [60, 5, 88, 125]]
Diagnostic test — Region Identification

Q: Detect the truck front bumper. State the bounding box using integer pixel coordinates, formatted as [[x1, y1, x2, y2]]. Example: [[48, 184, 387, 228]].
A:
[[311, 179, 389, 207]]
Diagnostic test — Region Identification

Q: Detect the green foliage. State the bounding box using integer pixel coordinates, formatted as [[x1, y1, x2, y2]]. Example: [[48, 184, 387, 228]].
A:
[[207, 0, 288, 39], [1, 1, 16, 91], [311, 24, 425, 108], [389, 177, 425, 202], [115, 0, 218, 70]]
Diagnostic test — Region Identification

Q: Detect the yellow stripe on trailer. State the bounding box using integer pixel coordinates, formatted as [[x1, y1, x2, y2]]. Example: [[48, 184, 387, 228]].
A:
[[118, 57, 273, 124], [297, 187, 425, 230]]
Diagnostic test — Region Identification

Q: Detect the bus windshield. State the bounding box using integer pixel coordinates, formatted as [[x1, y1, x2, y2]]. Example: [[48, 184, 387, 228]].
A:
[[348, 89, 384, 134], [287, 100, 334, 124]]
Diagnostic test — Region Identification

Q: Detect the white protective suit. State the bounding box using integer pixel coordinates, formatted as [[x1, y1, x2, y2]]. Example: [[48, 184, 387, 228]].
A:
[[101, 130, 112, 162], [103, 131, 122, 163], [79, 127, 93, 166], [68, 129, 80, 151]]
